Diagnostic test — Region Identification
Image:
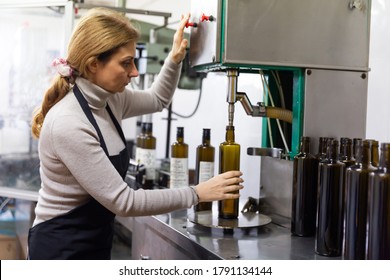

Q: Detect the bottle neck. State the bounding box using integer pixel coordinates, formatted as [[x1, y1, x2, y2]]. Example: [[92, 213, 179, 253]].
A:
[[326, 140, 339, 161], [353, 138, 362, 159], [300, 137, 311, 154], [225, 125, 235, 142], [177, 127, 184, 143], [317, 138, 326, 154], [144, 123, 153, 136], [356, 140, 371, 165], [340, 138, 353, 159], [202, 129, 211, 145], [379, 143, 390, 171], [371, 143, 379, 166]]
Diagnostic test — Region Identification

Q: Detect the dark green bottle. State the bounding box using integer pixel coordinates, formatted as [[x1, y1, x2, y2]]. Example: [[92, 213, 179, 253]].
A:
[[195, 129, 215, 212], [170, 127, 189, 188], [344, 140, 376, 259], [367, 143, 390, 260], [315, 139, 345, 257], [291, 136, 319, 236], [339, 137, 356, 168], [218, 125, 240, 219]]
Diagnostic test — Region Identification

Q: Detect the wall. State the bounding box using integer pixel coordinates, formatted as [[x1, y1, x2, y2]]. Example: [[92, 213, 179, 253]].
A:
[[366, 0, 390, 143]]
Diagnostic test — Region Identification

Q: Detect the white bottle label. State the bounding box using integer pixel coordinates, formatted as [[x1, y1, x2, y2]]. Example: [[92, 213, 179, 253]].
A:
[[199, 161, 214, 183], [170, 157, 189, 188], [135, 146, 142, 164], [138, 148, 156, 180]]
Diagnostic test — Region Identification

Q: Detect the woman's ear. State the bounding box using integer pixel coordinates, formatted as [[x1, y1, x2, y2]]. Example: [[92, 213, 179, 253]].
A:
[[87, 58, 98, 74]]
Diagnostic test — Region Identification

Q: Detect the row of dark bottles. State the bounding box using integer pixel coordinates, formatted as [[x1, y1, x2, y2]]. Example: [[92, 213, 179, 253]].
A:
[[292, 136, 390, 259]]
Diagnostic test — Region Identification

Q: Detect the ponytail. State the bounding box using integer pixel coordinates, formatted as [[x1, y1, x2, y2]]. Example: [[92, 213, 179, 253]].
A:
[[31, 76, 71, 138]]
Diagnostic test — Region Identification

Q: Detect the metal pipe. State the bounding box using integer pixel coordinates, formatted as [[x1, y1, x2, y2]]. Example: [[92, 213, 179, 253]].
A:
[[236, 92, 253, 116], [226, 69, 238, 104], [226, 70, 239, 126], [78, 3, 172, 18]]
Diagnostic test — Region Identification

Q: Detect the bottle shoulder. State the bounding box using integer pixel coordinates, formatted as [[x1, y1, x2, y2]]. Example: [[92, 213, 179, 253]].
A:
[[295, 152, 316, 159], [197, 144, 215, 150], [172, 142, 188, 147], [319, 159, 345, 167]]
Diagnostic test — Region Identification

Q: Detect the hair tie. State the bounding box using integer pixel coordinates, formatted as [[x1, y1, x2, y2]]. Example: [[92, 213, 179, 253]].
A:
[[52, 58, 75, 82]]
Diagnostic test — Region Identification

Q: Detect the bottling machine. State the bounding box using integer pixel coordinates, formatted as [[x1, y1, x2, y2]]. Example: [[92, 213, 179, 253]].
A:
[[188, 0, 371, 218]]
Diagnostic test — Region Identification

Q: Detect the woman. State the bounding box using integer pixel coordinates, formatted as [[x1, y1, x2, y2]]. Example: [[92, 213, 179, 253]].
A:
[[28, 8, 243, 260]]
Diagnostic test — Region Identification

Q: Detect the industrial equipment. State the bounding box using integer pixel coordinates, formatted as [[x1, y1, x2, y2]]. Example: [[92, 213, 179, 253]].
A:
[[189, 0, 371, 218]]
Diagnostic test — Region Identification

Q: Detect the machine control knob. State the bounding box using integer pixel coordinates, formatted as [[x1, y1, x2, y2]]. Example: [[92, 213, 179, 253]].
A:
[[185, 21, 198, 28], [200, 13, 215, 22]]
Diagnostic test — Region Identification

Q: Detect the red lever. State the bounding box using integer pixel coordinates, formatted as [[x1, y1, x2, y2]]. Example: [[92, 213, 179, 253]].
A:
[[201, 13, 215, 22], [185, 21, 198, 28]]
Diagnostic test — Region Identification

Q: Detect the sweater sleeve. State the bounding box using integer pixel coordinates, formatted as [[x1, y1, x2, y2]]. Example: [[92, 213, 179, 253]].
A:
[[49, 115, 197, 216], [116, 58, 182, 119]]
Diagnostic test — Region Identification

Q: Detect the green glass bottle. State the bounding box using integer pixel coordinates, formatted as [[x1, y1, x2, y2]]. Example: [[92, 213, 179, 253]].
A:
[[170, 127, 189, 189], [339, 137, 356, 168], [139, 122, 156, 189], [291, 136, 319, 236], [195, 128, 215, 212], [344, 140, 377, 259], [218, 125, 240, 219], [315, 139, 345, 257], [367, 143, 390, 260]]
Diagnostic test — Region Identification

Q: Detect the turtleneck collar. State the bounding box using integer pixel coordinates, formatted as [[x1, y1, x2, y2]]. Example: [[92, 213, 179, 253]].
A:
[[75, 77, 113, 110]]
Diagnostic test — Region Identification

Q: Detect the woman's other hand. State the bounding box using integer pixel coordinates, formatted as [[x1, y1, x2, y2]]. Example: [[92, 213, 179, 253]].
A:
[[194, 171, 244, 202], [169, 13, 190, 64]]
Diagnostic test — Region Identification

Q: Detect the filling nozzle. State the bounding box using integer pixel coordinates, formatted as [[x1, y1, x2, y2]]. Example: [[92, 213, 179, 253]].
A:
[[226, 69, 239, 126]]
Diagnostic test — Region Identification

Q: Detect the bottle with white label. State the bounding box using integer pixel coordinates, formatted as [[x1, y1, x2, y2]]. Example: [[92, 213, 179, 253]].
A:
[[170, 127, 189, 188], [135, 122, 146, 164], [138, 122, 156, 189], [194, 128, 215, 211]]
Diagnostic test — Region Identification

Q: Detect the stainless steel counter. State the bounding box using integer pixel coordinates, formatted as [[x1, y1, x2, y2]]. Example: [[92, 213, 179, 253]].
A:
[[116, 208, 340, 260]]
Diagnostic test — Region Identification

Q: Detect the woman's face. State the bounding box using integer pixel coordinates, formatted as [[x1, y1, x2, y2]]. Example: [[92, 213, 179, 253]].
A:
[[92, 41, 139, 93]]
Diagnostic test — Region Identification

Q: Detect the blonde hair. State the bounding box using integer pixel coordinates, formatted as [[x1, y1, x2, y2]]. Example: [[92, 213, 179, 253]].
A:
[[31, 8, 140, 138]]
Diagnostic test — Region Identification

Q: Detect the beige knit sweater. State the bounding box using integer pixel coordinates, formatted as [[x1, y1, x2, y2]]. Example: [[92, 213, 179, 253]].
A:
[[33, 59, 198, 226]]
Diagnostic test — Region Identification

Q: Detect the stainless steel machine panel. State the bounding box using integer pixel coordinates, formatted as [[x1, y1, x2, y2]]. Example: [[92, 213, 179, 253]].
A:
[[189, 0, 221, 67], [190, 0, 371, 71], [303, 69, 368, 153]]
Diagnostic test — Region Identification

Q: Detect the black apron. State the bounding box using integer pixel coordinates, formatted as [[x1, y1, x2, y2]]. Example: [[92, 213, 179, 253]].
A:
[[28, 85, 129, 260]]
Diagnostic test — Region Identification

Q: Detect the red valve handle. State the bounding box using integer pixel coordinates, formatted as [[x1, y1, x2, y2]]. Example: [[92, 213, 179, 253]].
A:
[[185, 21, 198, 28], [201, 13, 215, 22]]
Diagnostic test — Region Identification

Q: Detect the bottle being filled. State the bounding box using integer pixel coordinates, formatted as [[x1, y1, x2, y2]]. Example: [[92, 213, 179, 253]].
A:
[[218, 125, 240, 219], [344, 139, 377, 259], [367, 142, 390, 260], [291, 136, 319, 236], [315, 139, 345, 257], [139, 122, 156, 189], [194, 128, 215, 212], [170, 127, 189, 189]]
